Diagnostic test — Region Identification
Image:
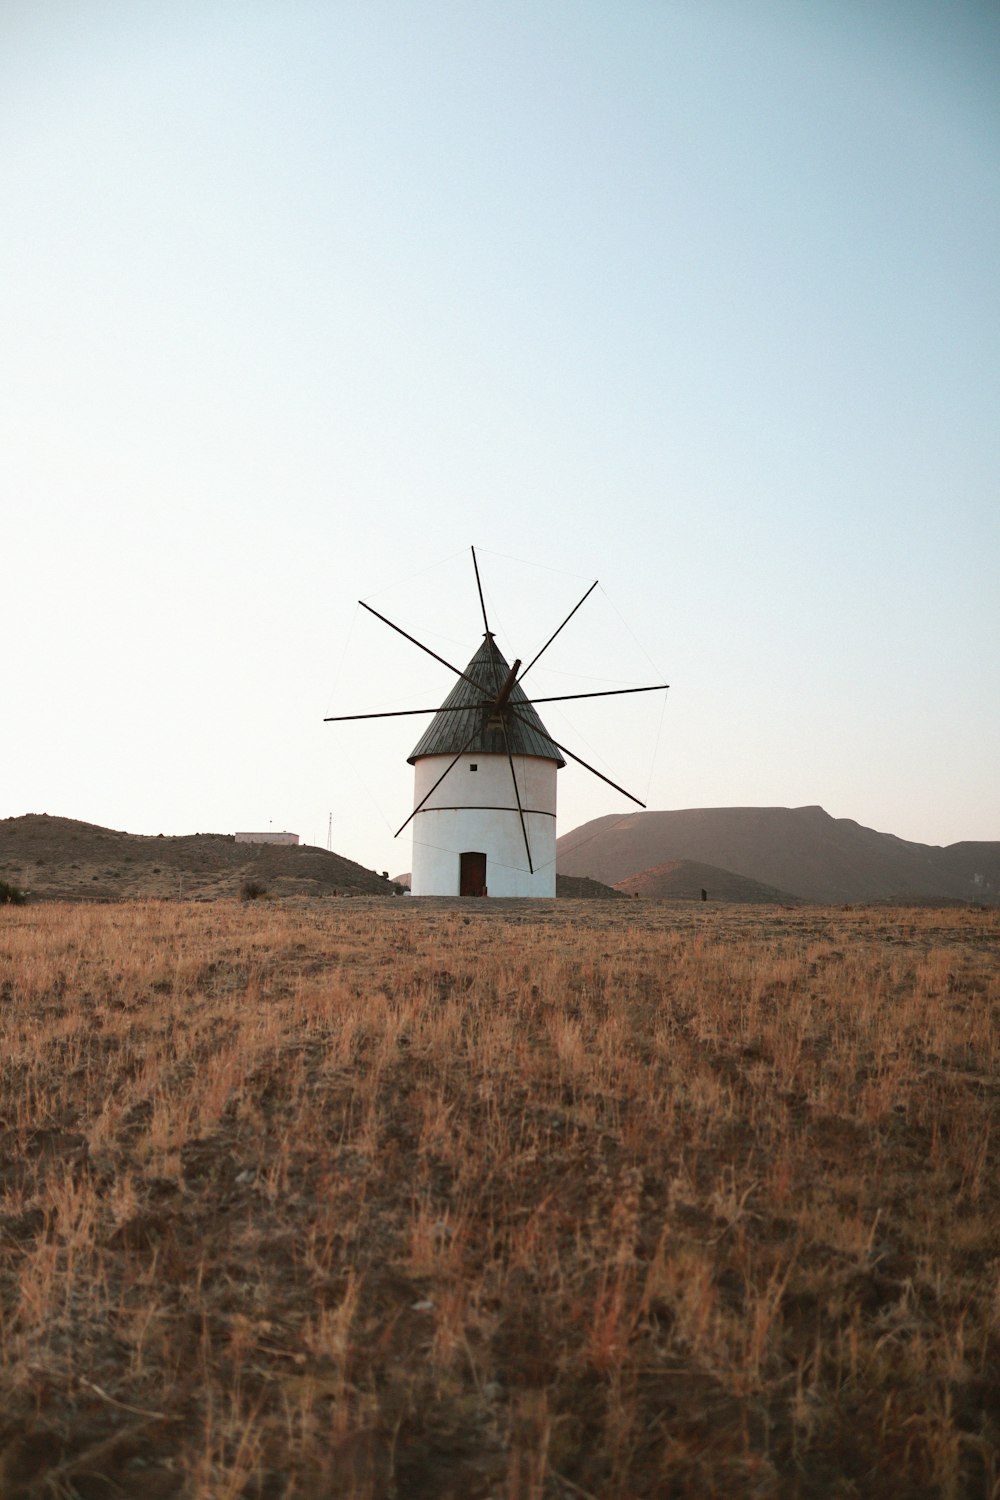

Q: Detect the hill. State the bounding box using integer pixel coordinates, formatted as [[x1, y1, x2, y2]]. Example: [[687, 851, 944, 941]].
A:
[[0, 815, 397, 901], [614, 858, 801, 903], [557, 805, 1000, 904], [556, 873, 626, 899]]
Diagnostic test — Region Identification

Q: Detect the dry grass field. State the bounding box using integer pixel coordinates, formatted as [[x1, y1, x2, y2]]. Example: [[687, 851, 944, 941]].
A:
[[1, 897, 998, 1498]]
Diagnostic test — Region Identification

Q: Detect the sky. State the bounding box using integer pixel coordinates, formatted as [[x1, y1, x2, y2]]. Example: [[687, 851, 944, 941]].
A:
[[3, 0, 998, 876]]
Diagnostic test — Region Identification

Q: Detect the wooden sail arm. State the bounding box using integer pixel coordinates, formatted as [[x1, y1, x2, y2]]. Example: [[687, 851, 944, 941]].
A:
[[500, 717, 534, 873], [506, 706, 647, 809], [324, 704, 478, 722], [524, 684, 669, 705], [358, 601, 483, 694], [517, 579, 598, 684], [471, 545, 491, 639], [324, 682, 667, 721], [393, 723, 484, 838]]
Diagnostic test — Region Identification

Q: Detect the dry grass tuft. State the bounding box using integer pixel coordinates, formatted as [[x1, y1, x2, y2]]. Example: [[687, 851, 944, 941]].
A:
[[1, 897, 998, 1497]]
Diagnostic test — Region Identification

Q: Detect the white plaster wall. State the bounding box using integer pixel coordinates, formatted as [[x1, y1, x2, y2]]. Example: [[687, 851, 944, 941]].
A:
[[409, 753, 557, 897], [234, 832, 299, 846]]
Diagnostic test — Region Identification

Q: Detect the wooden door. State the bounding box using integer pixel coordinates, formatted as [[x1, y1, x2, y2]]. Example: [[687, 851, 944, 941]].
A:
[[460, 851, 487, 897]]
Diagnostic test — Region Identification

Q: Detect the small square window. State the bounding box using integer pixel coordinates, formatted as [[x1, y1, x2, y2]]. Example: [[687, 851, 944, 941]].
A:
[[470, 763, 478, 772]]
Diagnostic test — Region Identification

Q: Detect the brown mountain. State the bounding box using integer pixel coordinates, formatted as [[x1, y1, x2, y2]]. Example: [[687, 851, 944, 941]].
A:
[[557, 806, 1000, 904], [0, 815, 398, 901], [556, 874, 626, 899], [614, 859, 801, 903]]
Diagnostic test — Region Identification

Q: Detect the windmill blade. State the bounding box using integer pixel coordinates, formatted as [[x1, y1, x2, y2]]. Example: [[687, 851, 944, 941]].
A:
[[471, 547, 510, 702], [501, 719, 534, 874], [393, 723, 483, 838], [324, 705, 475, 722], [358, 601, 482, 693], [517, 579, 598, 684], [471, 545, 492, 640], [507, 706, 646, 809], [321, 674, 658, 720], [524, 684, 669, 706]]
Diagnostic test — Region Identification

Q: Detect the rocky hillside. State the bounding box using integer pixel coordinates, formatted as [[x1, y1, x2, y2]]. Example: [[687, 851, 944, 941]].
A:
[[0, 815, 398, 901]]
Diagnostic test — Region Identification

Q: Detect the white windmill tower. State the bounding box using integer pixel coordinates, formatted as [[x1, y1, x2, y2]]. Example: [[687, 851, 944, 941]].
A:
[[326, 549, 667, 897], [405, 630, 564, 896]]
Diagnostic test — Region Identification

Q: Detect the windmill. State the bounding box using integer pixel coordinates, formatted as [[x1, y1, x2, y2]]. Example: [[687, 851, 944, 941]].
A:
[[325, 549, 668, 897]]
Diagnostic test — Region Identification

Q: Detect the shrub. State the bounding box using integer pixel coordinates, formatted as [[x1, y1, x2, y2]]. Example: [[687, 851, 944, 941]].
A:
[[0, 879, 26, 905], [240, 878, 268, 902]]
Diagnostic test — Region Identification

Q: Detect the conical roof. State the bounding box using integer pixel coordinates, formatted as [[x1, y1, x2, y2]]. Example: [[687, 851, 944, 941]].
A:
[[408, 635, 565, 766]]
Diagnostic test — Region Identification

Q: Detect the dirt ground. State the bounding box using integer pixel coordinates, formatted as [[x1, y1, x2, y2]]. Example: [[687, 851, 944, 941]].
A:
[[1, 896, 998, 1497]]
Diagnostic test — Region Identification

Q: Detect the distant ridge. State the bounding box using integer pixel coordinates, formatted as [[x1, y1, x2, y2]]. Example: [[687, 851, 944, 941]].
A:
[[614, 859, 801, 904], [557, 874, 626, 899], [0, 815, 397, 901], [6, 809, 996, 907], [557, 806, 1000, 905]]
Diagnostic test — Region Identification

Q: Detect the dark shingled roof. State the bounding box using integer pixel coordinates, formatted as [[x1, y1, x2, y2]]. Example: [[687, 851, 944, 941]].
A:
[[408, 635, 566, 766]]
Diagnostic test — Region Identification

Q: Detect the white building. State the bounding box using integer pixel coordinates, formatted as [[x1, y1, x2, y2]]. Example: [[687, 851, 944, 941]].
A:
[[407, 634, 564, 897], [234, 831, 299, 846]]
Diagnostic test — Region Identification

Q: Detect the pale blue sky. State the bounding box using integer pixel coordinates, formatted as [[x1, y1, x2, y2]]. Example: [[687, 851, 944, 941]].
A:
[[3, 1, 997, 874]]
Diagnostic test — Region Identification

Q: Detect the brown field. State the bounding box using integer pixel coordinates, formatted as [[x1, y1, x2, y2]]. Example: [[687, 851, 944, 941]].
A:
[[1, 897, 998, 1498]]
